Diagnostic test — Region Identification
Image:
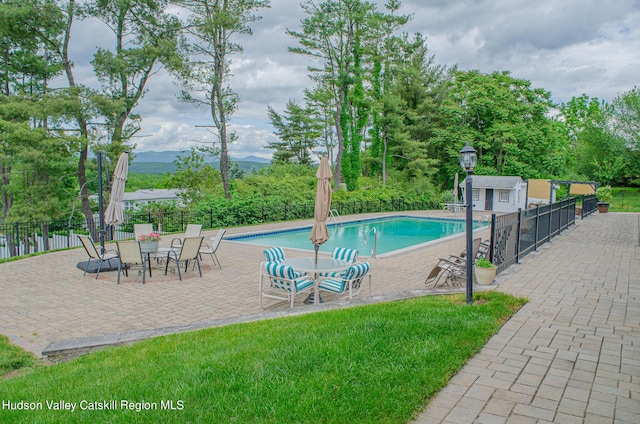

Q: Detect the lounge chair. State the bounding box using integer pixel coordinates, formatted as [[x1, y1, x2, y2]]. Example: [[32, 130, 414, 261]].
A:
[[77, 235, 119, 279], [164, 236, 204, 281], [199, 229, 226, 269], [317, 261, 372, 300], [259, 262, 315, 308], [425, 238, 485, 287], [115, 240, 146, 284]]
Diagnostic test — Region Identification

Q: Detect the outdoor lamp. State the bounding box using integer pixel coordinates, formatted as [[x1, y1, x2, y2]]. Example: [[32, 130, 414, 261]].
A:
[[459, 141, 477, 173], [459, 141, 477, 304]]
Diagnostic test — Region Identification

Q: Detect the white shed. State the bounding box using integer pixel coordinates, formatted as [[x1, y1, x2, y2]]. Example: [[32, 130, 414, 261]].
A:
[[460, 176, 527, 212]]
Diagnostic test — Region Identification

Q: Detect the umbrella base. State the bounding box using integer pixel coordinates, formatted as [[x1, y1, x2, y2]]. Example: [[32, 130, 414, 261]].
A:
[[303, 292, 323, 304], [76, 259, 122, 273]]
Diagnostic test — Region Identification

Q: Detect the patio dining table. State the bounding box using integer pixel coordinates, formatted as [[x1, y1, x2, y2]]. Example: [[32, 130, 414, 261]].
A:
[[281, 257, 350, 305]]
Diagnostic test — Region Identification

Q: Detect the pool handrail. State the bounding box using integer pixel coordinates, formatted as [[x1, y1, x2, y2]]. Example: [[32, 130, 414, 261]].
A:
[[328, 209, 342, 226], [363, 227, 377, 259]]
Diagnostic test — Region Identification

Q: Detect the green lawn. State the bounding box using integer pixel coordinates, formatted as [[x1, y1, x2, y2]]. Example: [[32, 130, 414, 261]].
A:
[[1, 292, 525, 423], [611, 187, 640, 212]]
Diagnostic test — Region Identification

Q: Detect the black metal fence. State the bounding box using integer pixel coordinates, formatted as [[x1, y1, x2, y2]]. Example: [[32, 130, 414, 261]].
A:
[[487, 197, 580, 274], [0, 197, 437, 259]]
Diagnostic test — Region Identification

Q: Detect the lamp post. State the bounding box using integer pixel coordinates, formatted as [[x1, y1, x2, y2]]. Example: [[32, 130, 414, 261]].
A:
[[460, 141, 477, 304]]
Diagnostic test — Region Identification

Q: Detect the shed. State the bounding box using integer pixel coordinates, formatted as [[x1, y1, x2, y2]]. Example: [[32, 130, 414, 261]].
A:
[[460, 176, 527, 212]]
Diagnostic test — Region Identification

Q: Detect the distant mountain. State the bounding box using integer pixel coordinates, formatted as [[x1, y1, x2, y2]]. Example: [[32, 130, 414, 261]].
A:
[[128, 151, 270, 174], [131, 150, 270, 164]]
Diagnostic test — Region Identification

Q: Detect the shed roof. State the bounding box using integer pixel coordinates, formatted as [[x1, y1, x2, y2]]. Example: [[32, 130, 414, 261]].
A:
[[123, 189, 180, 202], [460, 176, 525, 189]]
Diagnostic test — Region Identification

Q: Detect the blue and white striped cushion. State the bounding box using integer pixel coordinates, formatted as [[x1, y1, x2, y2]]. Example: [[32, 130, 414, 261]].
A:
[[343, 262, 370, 280], [331, 247, 358, 263], [265, 262, 313, 292], [319, 262, 370, 293], [264, 247, 286, 263]]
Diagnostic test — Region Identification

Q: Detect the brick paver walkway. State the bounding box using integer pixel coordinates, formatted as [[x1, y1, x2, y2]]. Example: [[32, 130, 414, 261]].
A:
[[413, 212, 640, 423]]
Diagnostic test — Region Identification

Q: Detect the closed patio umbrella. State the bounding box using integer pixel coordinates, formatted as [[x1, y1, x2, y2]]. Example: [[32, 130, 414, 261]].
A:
[[453, 172, 459, 204], [104, 152, 129, 227], [309, 156, 332, 264]]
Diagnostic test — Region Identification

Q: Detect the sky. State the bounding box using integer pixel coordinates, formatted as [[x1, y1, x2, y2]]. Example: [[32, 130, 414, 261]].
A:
[[66, 0, 640, 159]]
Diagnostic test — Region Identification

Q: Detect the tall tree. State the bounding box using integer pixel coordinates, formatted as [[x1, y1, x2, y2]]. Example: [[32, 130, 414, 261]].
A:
[[85, 0, 181, 159], [267, 100, 322, 165], [562, 95, 626, 185], [174, 0, 270, 199], [288, 0, 409, 191], [0, 0, 72, 223], [431, 70, 568, 184]]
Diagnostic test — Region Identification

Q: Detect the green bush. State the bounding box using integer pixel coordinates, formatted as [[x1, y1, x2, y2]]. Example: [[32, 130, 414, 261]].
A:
[[596, 185, 613, 203]]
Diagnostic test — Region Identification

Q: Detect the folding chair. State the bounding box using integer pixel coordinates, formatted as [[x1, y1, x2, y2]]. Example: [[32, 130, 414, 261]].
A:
[[77, 235, 118, 279], [199, 229, 226, 269], [115, 240, 146, 284], [164, 236, 204, 281]]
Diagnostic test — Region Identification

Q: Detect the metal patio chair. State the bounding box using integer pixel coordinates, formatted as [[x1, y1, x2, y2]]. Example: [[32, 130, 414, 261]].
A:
[[77, 235, 119, 279]]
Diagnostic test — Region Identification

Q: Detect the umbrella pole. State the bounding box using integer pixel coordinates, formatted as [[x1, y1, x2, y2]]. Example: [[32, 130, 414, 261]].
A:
[[314, 244, 319, 265], [98, 151, 106, 254]]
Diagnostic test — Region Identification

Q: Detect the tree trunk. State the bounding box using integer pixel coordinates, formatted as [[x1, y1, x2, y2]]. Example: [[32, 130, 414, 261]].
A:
[[333, 88, 345, 192]]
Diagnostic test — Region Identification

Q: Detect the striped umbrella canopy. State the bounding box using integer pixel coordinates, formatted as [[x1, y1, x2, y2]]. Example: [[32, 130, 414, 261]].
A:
[[104, 152, 129, 226], [309, 156, 333, 263]]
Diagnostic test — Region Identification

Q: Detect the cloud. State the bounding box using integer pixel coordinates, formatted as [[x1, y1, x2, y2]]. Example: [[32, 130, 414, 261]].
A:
[[62, 0, 639, 157]]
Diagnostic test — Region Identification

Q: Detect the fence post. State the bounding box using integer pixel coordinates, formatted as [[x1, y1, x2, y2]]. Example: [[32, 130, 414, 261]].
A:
[[489, 213, 497, 263], [515, 208, 522, 264], [534, 205, 540, 251], [14, 222, 20, 257]]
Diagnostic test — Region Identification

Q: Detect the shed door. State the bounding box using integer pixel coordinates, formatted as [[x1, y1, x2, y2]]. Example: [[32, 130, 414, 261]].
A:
[[485, 189, 494, 211]]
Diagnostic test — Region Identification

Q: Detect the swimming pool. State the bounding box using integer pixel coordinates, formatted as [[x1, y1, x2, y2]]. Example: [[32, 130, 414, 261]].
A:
[[227, 216, 487, 257]]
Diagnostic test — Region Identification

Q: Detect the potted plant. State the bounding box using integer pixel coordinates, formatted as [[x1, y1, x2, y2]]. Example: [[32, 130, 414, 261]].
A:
[[596, 185, 612, 213], [137, 232, 161, 252], [474, 257, 496, 286]]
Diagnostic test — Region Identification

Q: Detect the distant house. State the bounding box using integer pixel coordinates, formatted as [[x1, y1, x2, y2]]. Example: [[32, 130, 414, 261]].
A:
[[460, 176, 527, 212], [123, 189, 181, 211]]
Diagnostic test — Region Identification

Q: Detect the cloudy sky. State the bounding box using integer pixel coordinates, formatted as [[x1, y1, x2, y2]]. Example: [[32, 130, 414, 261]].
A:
[[68, 0, 640, 159]]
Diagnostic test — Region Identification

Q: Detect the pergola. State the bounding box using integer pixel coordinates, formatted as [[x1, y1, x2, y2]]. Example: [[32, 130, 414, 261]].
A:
[[549, 180, 599, 203]]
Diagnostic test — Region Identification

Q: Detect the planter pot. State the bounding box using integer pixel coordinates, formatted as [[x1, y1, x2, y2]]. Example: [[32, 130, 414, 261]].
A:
[[139, 240, 159, 253], [597, 203, 610, 213], [475, 266, 497, 286]]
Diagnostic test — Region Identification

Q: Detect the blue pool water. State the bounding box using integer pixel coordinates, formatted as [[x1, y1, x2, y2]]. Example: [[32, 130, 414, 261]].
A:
[[228, 216, 486, 256]]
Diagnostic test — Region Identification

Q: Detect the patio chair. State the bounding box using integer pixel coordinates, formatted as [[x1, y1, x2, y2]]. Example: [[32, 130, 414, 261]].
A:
[[259, 262, 315, 308], [134, 223, 154, 240], [115, 240, 146, 284], [199, 229, 226, 269], [317, 261, 372, 300], [263, 247, 286, 264], [164, 236, 204, 281], [77, 235, 119, 279], [319, 247, 359, 278], [171, 224, 202, 249]]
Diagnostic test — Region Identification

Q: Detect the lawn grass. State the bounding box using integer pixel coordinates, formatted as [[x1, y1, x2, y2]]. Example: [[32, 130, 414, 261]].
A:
[[611, 187, 640, 212], [0, 291, 525, 423], [0, 335, 37, 378]]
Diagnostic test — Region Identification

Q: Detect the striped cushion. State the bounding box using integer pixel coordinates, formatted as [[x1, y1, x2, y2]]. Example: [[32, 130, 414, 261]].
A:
[[265, 262, 313, 292], [343, 262, 370, 280], [318, 247, 359, 278], [264, 247, 286, 263], [318, 262, 370, 293], [331, 247, 358, 263]]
